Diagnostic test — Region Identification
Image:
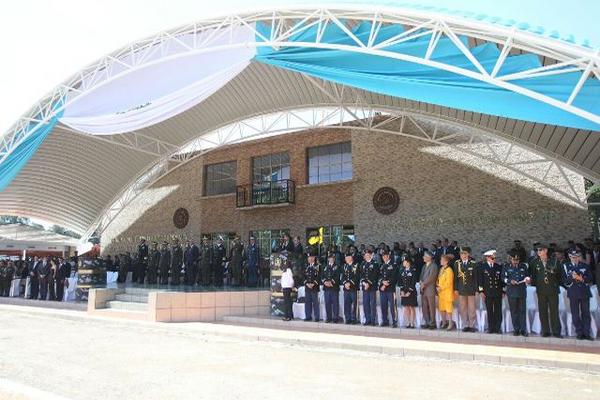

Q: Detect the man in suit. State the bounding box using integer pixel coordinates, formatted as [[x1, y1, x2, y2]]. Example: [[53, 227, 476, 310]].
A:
[[28, 256, 40, 299], [199, 236, 214, 286], [55, 258, 70, 301], [478, 250, 504, 334], [420, 251, 438, 329], [37, 257, 50, 300]]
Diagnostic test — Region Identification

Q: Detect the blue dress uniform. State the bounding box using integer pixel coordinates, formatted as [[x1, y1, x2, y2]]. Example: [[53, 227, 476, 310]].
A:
[[360, 256, 380, 326], [341, 261, 360, 324], [477, 256, 504, 333], [378, 260, 398, 327], [303, 262, 320, 321], [501, 259, 529, 336], [321, 261, 341, 323], [562, 257, 594, 339]]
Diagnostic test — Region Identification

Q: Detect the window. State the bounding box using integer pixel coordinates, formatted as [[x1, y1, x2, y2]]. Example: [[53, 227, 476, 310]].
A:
[[204, 161, 237, 196], [306, 225, 355, 255], [250, 229, 290, 257], [307, 142, 352, 184], [252, 152, 290, 183]]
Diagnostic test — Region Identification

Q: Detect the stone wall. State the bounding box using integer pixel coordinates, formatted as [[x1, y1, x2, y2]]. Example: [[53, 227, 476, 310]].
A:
[[102, 126, 591, 258]]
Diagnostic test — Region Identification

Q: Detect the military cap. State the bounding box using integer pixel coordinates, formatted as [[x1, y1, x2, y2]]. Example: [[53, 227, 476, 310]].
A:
[[459, 246, 471, 254], [568, 250, 582, 257], [483, 250, 497, 257], [508, 250, 520, 259], [401, 254, 413, 263], [536, 243, 548, 250]]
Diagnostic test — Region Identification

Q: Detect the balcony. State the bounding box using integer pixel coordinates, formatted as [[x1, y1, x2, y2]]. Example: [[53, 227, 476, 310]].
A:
[[236, 179, 295, 208]]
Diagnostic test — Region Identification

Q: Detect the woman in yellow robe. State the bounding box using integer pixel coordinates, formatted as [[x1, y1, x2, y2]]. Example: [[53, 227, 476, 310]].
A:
[[436, 254, 455, 330]]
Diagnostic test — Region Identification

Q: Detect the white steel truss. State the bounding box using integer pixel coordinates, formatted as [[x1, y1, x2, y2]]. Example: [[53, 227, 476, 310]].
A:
[[83, 101, 598, 240], [2, 5, 599, 169]]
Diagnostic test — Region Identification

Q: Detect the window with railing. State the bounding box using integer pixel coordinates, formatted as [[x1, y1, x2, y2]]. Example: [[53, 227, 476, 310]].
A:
[[236, 179, 295, 207], [252, 152, 290, 183]]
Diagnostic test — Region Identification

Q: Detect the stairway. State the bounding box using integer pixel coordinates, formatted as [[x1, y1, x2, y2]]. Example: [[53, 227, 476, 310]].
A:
[[98, 287, 150, 320]]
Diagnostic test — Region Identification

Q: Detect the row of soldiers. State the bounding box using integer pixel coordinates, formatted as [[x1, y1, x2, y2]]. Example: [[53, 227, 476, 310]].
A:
[[289, 243, 595, 340], [111, 235, 262, 287]]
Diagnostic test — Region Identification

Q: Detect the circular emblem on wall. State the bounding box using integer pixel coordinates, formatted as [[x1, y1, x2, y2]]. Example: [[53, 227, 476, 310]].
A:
[[373, 187, 399, 215], [173, 208, 189, 229]]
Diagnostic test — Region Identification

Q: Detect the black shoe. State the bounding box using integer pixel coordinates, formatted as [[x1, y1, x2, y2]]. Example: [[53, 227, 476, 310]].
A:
[[371, 322, 377, 327], [462, 327, 470, 332], [392, 322, 398, 328], [303, 318, 312, 322], [362, 322, 371, 326], [345, 321, 351, 325], [513, 331, 520, 336], [584, 335, 594, 341], [428, 324, 436, 330], [553, 334, 563, 339], [577, 334, 584, 340], [521, 331, 528, 337], [325, 319, 332, 323], [542, 333, 551, 338], [421, 324, 430, 329]]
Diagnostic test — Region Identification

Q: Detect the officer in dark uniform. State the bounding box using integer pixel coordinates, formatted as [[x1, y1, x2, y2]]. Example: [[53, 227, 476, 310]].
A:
[[529, 244, 562, 338], [0, 261, 15, 297], [147, 242, 160, 285], [562, 250, 594, 340], [502, 250, 530, 336], [228, 236, 244, 287], [341, 253, 360, 324], [321, 253, 340, 323], [184, 240, 199, 286], [158, 241, 171, 285], [303, 250, 320, 322], [170, 239, 183, 285], [137, 238, 149, 284], [478, 250, 504, 334], [378, 250, 398, 327], [199, 236, 214, 286], [245, 236, 260, 287], [28, 256, 40, 299], [453, 247, 479, 332], [118, 252, 131, 283], [213, 237, 227, 287], [360, 248, 380, 326]]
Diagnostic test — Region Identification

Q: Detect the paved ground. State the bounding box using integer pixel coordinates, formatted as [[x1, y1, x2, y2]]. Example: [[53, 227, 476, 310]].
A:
[[1, 308, 600, 400]]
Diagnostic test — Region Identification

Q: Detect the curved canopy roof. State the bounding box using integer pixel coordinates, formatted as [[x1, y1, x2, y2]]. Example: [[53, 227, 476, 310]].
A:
[[0, 3, 598, 238]]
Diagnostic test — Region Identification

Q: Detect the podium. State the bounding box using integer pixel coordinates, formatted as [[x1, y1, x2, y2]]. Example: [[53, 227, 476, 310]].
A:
[[76, 258, 107, 302]]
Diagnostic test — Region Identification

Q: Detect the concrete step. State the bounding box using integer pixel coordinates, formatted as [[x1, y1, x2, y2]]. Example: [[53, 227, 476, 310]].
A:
[[106, 300, 148, 312], [124, 287, 153, 296], [115, 294, 149, 303], [221, 316, 600, 351], [93, 308, 148, 321]]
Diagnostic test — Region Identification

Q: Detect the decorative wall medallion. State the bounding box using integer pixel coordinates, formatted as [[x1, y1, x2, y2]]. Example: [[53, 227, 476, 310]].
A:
[[373, 187, 399, 215], [173, 208, 189, 229]]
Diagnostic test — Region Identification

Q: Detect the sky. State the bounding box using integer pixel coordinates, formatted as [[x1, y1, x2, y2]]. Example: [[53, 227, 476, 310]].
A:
[[1, 0, 597, 135]]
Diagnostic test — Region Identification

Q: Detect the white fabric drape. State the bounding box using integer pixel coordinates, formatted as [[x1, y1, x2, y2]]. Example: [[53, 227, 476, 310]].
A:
[[60, 24, 257, 135]]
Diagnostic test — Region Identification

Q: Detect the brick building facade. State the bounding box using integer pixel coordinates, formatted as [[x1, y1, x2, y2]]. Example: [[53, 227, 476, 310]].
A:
[[102, 126, 591, 259]]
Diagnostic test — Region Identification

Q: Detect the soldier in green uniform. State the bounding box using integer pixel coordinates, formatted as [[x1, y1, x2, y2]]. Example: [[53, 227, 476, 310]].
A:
[[0, 261, 15, 297], [147, 242, 160, 284], [158, 241, 171, 285], [529, 243, 563, 338], [199, 236, 214, 286], [453, 247, 479, 332]]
